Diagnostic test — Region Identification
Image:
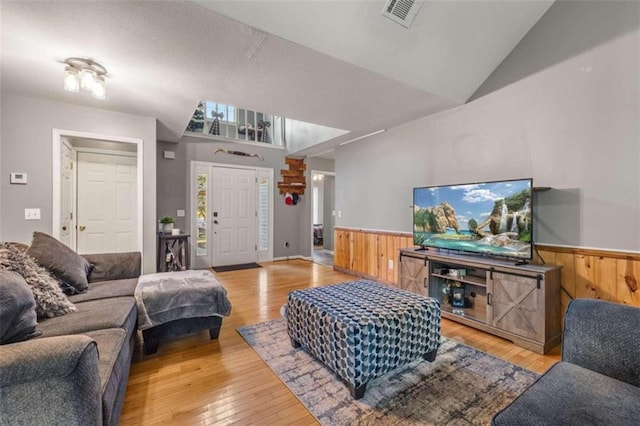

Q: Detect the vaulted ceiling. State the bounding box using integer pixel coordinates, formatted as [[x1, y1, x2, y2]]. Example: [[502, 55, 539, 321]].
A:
[[1, 1, 553, 154]]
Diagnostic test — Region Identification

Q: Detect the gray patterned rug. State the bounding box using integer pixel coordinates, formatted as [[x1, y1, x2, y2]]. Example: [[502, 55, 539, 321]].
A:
[[237, 319, 539, 425]]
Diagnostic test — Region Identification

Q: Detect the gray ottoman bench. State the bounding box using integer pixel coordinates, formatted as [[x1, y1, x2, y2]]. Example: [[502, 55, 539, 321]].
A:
[[286, 280, 441, 399], [135, 270, 232, 354]]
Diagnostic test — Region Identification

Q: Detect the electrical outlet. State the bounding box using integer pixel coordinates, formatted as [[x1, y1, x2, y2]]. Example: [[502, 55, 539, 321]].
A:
[[24, 208, 40, 220], [388, 259, 394, 269], [284, 242, 290, 249]]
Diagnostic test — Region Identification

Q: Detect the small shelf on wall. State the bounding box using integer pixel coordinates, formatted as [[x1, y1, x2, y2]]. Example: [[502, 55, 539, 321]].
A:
[[278, 158, 306, 195]]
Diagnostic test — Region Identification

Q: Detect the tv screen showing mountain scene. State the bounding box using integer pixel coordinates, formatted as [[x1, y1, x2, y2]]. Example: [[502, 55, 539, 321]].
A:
[[413, 178, 533, 259]]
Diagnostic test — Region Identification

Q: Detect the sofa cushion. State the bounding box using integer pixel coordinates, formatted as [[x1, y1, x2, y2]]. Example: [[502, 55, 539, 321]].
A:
[[36, 297, 136, 337], [68, 278, 138, 303], [0, 271, 40, 344], [83, 252, 141, 283], [83, 328, 132, 426], [493, 361, 640, 425], [0, 243, 76, 318], [26, 231, 92, 294]]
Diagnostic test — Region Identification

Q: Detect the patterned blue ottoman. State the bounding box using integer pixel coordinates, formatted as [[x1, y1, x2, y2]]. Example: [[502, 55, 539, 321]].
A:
[[286, 280, 441, 399]]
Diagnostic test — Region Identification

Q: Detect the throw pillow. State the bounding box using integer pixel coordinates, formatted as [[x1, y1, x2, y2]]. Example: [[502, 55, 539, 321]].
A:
[[0, 243, 76, 319], [26, 232, 92, 294], [0, 271, 41, 344]]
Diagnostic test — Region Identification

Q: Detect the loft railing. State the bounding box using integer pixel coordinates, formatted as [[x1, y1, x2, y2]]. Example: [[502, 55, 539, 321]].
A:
[[185, 101, 285, 147]]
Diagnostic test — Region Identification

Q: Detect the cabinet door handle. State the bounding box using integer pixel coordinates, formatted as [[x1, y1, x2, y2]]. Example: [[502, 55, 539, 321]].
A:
[[424, 277, 428, 288], [487, 293, 492, 306]]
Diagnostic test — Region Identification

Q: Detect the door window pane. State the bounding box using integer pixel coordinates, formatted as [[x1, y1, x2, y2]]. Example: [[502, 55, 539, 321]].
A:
[[196, 173, 207, 256], [258, 177, 269, 251]]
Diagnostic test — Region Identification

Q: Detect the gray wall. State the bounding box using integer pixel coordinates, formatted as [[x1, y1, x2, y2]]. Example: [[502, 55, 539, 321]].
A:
[[1, 94, 158, 273], [156, 137, 334, 259], [335, 1, 640, 253]]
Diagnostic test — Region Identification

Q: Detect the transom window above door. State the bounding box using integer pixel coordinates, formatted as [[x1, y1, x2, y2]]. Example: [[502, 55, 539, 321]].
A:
[[185, 100, 285, 147]]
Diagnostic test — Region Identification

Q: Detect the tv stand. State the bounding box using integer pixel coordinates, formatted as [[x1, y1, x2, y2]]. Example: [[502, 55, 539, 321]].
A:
[[398, 248, 561, 354]]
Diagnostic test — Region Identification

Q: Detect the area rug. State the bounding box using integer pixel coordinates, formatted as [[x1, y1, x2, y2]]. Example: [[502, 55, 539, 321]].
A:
[[237, 318, 539, 425], [211, 262, 261, 273]]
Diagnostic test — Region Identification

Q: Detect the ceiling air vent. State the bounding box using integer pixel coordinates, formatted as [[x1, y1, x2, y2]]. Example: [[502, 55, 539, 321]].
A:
[[381, 0, 423, 29]]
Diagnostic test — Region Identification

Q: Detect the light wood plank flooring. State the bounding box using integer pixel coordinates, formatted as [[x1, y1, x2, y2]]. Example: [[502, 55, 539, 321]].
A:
[[121, 260, 560, 425]]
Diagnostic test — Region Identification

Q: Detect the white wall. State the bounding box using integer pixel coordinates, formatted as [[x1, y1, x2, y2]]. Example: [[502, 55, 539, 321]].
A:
[[335, 2, 640, 253], [1, 94, 157, 272], [285, 118, 348, 153], [312, 177, 324, 225]]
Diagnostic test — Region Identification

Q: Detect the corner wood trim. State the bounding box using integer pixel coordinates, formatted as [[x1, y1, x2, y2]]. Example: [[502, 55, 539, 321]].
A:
[[335, 228, 640, 261], [334, 227, 412, 238], [535, 244, 640, 261]]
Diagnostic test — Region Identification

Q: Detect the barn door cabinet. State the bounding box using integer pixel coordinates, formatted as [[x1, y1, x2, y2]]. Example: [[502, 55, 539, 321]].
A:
[[399, 248, 561, 354], [398, 253, 429, 296]]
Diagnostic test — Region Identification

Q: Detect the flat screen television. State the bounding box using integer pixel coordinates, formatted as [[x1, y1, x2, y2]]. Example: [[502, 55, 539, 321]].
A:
[[413, 178, 533, 260]]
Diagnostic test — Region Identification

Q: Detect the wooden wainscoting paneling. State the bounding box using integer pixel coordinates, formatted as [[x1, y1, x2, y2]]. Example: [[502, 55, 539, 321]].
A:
[[335, 228, 640, 320], [334, 228, 412, 286], [534, 246, 640, 318]]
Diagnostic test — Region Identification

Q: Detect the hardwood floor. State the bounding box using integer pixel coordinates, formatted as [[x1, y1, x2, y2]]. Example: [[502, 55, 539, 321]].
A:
[[121, 260, 560, 425]]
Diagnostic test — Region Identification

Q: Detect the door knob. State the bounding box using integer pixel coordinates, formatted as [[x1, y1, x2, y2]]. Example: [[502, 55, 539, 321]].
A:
[[79, 225, 86, 232], [62, 226, 67, 231], [213, 220, 219, 224]]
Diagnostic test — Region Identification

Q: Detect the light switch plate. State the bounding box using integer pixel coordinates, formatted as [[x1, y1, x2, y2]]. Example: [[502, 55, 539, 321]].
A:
[[177, 209, 185, 217], [163, 150, 175, 159], [10, 172, 27, 184]]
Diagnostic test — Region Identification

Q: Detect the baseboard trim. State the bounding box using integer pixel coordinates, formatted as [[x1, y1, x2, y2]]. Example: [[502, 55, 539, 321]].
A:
[[273, 255, 313, 262]]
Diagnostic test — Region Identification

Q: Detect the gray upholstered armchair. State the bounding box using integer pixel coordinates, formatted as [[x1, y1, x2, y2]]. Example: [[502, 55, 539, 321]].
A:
[[493, 298, 640, 425]]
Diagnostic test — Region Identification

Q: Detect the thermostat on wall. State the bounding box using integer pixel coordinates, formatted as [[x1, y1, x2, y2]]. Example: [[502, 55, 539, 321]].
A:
[[10, 172, 27, 184]]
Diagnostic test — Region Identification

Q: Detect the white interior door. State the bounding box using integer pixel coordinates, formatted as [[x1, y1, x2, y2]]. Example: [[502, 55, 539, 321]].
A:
[[211, 166, 257, 266], [60, 142, 74, 249], [77, 152, 137, 254]]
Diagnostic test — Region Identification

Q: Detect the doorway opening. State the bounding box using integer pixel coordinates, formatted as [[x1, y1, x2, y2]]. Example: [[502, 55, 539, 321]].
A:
[[52, 129, 143, 255], [310, 170, 335, 267]]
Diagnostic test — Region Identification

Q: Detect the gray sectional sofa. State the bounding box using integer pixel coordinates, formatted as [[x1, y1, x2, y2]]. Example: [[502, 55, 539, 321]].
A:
[[493, 298, 640, 425], [0, 251, 141, 426]]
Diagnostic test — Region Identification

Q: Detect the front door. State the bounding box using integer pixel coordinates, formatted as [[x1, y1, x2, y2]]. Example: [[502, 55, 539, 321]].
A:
[[211, 166, 257, 266], [76, 152, 137, 253]]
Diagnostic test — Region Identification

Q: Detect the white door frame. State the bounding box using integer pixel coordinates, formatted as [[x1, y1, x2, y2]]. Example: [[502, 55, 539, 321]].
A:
[[60, 139, 77, 249], [190, 161, 274, 267], [52, 129, 144, 256], [310, 170, 335, 256]]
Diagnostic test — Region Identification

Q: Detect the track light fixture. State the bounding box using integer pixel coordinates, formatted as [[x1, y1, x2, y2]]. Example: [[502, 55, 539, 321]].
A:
[[62, 57, 107, 99]]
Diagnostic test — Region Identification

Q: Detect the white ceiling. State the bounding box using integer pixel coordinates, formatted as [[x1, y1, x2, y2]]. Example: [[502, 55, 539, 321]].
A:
[[1, 1, 553, 153], [200, 0, 554, 104]]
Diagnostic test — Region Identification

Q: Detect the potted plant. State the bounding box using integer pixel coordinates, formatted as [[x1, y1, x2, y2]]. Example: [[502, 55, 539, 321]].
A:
[[159, 216, 175, 233]]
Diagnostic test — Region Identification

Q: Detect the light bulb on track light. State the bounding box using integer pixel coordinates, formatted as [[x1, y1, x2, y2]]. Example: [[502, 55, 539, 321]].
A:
[[80, 67, 96, 90], [63, 66, 80, 92], [92, 75, 106, 99]]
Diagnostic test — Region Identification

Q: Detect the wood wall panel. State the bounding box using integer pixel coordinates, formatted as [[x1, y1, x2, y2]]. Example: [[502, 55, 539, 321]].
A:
[[334, 228, 640, 314]]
